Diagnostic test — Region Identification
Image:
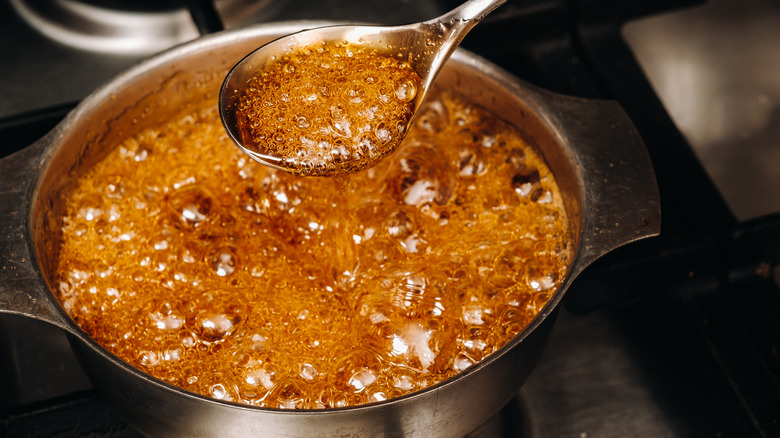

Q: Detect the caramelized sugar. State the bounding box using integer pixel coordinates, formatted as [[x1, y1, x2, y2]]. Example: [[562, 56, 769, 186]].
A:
[[234, 42, 421, 176], [56, 90, 571, 408]]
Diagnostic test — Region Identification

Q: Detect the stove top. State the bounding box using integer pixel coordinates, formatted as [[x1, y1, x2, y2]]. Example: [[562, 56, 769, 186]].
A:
[[2, 0, 780, 437]]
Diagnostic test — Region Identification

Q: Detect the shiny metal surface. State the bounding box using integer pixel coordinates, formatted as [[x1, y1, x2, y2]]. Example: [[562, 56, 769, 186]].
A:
[[0, 22, 659, 437], [9, 0, 276, 55], [624, 0, 780, 220], [219, 0, 506, 176]]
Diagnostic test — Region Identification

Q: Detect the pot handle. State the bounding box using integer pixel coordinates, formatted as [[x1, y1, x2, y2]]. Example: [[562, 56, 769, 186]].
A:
[[0, 138, 73, 333], [544, 93, 661, 275]]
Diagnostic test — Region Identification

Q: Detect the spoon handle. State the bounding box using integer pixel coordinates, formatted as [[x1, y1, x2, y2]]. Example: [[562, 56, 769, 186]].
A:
[[427, 0, 507, 40], [438, 0, 508, 25], [417, 0, 507, 96]]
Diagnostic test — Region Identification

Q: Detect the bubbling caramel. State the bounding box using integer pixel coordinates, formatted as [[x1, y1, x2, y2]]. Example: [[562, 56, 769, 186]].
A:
[[233, 42, 421, 176], [55, 90, 571, 409]]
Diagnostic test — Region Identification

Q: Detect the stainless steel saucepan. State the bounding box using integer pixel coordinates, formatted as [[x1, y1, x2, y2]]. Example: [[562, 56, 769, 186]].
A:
[[0, 22, 660, 437]]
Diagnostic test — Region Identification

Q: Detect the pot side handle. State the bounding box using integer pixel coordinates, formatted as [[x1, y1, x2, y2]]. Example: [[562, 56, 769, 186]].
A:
[[0, 138, 72, 332], [547, 94, 661, 275]]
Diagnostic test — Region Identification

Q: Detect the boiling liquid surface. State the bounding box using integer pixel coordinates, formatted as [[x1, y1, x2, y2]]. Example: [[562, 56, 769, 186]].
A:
[[56, 90, 571, 408], [234, 42, 421, 176]]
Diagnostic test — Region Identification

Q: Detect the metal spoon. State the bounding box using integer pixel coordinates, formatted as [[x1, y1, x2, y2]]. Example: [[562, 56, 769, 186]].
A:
[[219, 0, 506, 176]]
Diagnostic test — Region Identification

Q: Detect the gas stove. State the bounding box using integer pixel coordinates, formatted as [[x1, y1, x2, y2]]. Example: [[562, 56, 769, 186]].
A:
[[1, 0, 779, 436]]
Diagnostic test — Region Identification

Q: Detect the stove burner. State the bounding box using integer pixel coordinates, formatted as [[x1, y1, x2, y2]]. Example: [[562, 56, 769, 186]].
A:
[[10, 0, 273, 55]]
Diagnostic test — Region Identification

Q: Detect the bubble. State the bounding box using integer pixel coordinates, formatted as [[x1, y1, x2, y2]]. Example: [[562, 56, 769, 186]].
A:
[[374, 123, 392, 145], [362, 236, 406, 268], [401, 233, 428, 254], [529, 273, 557, 291], [103, 175, 125, 199], [247, 333, 269, 352], [390, 367, 418, 391], [460, 326, 491, 360], [462, 304, 486, 325], [481, 134, 497, 148], [134, 146, 150, 162], [377, 270, 455, 319], [186, 289, 247, 342], [76, 197, 103, 221], [73, 223, 88, 237], [362, 104, 380, 121], [438, 211, 450, 226], [331, 118, 352, 137], [531, 188, 553, 204], [329, 104, 345, 119], [65, 261, 90, 283], [384, 141, 456, 206], [329, 144, 351, 163], [347, 86, 365, 104], [168, 185, 213, 226], [178, 240, 203, 265], [332, 349, 382, 393], [245, 364, 278, 390], [358, 269, 460, 371], [512, 168, 541, 197], [365, 386, 388, 403], [506, 147, 526, 166], [179, 330, 198, 348], [452, 352, 476, 372], [238, 381, 267, 403], [396, 120, 407, 135], [298, 362, 318, 381], [208, 244, 238, 277], [210, 383, 231, 401], [416, 98, 449, 133], [94, 218, 108, 234], [88, 260, 111, 279], [315, 383, 348, 408], [193, 312, 236, 342], [348, 367, 377, 391], [150, 311, 184, 330], [356, 133, 378, 158], [296, 116, 310, 129], [385, 210, 415, 239], [396, 322, 436, 370], [162, 341, 184, 362], [268, 379, 308, 409], [137, 350, 160, 367], [318, 84, 331, 97], [459, 150, 488, 177], [394, 78, 418, 102], [490, 239, 534, 288]]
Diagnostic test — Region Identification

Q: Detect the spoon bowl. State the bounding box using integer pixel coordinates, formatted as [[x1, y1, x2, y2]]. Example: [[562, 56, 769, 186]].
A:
[[219, 0, 506, 176]]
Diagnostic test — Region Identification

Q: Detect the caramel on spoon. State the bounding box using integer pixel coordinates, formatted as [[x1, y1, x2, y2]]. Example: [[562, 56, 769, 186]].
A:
[[219, 0, 506, 177]]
